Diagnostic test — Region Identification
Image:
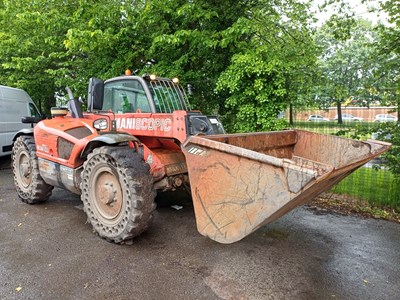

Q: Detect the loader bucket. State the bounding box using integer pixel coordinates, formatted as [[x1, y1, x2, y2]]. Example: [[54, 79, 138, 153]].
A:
[[181, 130, 391, 244]]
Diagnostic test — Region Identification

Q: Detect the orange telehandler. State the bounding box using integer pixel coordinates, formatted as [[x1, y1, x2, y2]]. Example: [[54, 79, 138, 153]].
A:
[[12, 73, 391, 244]]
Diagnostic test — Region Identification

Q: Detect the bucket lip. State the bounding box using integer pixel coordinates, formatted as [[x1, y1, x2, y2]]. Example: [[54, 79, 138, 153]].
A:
[[365, 138, 391, 146], [182, 130, 391, 180], [193, 129, 297, 139]]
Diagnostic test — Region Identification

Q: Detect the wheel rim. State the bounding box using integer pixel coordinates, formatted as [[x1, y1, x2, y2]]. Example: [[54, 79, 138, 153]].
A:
[[91, 166, 123, 221], [17, 149, 32, 189]]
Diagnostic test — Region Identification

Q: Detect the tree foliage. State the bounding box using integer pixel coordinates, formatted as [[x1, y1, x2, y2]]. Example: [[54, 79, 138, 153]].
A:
[[0, 0, 318, 131], [314, 18, 381, 123], [140, 0, 254, 117], [370, 0, 400, 179], [0, 0, 75, 113], [215, 0, 318, 132], [373, 0, 400, 114]]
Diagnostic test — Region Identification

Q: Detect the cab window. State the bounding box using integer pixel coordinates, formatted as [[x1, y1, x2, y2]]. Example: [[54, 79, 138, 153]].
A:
[[103, 79, 151, 113]]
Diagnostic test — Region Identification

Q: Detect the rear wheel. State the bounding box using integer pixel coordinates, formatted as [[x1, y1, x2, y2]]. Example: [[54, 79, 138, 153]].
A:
[[81, 146, 156, 243], [12, 136, 53, 204]]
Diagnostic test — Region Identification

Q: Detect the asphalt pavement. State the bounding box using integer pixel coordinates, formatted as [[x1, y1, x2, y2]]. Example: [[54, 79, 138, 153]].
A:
[[0, 155, 399, 300]]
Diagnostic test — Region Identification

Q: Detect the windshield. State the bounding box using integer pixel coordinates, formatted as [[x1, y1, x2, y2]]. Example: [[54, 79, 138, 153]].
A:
[[147, 79, 190, 113]]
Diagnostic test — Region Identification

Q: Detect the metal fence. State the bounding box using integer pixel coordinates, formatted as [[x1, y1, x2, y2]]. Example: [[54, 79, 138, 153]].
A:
[[289, 106, 399, 211]]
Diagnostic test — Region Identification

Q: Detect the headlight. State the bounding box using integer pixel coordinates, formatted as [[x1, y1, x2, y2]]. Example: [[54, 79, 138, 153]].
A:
[[93, 118, 108, 130]]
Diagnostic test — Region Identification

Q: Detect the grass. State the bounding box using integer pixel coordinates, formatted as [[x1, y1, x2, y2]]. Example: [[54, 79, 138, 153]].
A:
[[308, 193, 400, 223], [331, 167, 400, 210]]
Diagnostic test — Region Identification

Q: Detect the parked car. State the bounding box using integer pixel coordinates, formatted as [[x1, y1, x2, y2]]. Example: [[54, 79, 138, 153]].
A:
[[307, 115, 330, 122], [334, 114, 363, 122], [374, 114, 398, 122]]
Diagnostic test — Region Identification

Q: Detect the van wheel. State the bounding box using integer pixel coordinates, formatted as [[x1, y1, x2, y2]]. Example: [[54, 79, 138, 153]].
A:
[[81, 146, 156, 243], [12, 136, 54, 204]]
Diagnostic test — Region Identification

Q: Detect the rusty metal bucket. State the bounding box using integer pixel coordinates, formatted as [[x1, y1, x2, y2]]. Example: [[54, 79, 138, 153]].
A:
[[181, 130, 391, 244]]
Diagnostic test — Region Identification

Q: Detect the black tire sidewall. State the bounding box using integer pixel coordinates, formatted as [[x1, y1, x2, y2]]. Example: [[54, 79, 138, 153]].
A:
[[12, 136, 53, 203], [81, 146, 155, 243]]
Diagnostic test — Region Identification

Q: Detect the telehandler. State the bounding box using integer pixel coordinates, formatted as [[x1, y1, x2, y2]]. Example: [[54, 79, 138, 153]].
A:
[[12, 72, 390, 244]]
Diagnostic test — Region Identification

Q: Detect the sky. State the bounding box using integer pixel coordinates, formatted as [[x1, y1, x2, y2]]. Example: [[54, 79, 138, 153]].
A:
[[312, 0, 389, 26]]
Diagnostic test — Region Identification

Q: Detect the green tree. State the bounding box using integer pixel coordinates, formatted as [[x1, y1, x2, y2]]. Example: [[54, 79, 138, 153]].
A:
[[365, 0, 400, 182], [315, 18, 381, 123], [372, 1, 400, 117], [61, 0, 255, 118], [215, 0, 318, 132], [0, 0, 76, 114], [141, 0, 258, 117], [61, 0, 149, 93]]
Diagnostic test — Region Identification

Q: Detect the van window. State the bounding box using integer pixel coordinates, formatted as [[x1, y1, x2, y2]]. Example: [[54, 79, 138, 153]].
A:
[[29, 103, 41, 117]]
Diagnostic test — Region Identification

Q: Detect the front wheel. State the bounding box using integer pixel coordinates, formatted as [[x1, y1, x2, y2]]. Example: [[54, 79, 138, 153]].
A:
[[81, 146, 156, 243], [12, 136, 53, 204]]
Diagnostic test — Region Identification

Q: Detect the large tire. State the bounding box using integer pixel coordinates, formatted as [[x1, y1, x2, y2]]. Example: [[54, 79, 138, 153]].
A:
[[81, 146, 156, 243], [12, 136, 54, 204]]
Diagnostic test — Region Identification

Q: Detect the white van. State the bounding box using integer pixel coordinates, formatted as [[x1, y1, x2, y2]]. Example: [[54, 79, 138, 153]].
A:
[[0, 85, 42, 157]]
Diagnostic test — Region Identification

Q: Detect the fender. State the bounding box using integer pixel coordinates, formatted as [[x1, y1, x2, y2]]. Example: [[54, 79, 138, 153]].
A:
[[81, 133, 142, 159], [13, 128, 34, 141]]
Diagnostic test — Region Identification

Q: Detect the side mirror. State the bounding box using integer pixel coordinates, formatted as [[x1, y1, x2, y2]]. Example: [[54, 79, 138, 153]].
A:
[[88, 77, 104, 112], [21, 116, 43, 124]]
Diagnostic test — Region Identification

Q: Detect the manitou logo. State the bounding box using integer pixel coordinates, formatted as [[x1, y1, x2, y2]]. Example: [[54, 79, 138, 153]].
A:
[[116, 117, 172, 132]]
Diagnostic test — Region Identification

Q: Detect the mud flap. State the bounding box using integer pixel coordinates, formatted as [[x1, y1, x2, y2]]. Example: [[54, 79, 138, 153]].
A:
[[182, 130, 391, 244]]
